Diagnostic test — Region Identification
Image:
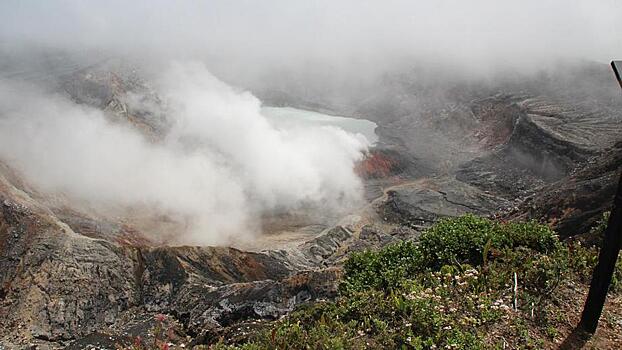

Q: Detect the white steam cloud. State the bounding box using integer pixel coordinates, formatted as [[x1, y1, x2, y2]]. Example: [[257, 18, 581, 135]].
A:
[[0, 62, 368, 245]]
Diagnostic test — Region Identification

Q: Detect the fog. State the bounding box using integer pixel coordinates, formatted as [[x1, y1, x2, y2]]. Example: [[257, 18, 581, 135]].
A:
[[0, 63, 368, 245], [0, 1, 620, 244], [1, 1, 620, 76]]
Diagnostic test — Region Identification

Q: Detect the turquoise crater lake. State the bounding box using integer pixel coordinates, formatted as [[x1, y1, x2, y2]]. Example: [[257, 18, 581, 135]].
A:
[[261, 106, 378, 145]]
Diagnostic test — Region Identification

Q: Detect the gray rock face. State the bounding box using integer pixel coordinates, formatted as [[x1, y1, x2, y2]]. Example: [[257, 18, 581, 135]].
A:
[[169, 268, 342, 336], [0, 172, 138, 343], [297, 226, 352, 264], [378, 177, 510, 227], [378, 87, 621, 230], [139, 246, 292, 309], [0, 166, 360, 347], [504, 141, 622, 238], [457, 95, 621, 198], [63, 76, 114, 109]]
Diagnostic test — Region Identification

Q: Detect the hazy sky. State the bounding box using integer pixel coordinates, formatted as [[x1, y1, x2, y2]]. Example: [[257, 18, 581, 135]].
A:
[[1, 0, 621, 74]]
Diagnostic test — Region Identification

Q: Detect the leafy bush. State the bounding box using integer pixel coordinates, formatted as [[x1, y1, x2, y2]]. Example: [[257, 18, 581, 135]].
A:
[[418, 214, 503, 268], [420, 214, 558, 268], [342, 215, 559, 293], [341, 240, 423, 293], [501, 220, 560, 252]]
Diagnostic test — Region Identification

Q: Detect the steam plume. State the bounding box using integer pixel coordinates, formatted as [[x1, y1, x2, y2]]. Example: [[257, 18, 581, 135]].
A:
[[0, 62, 369, 245]]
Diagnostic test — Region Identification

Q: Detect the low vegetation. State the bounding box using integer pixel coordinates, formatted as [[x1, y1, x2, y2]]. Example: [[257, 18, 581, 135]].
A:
[[126, 213, 621, 349], [203, 213, 622, 349]]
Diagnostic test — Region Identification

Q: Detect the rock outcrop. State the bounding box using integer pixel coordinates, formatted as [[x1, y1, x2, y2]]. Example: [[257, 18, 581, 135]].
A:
[[504, 141, 622, 238], [0, 169, 138, 343], [0, 165, 361, 347], [377, 88, 621, 230]]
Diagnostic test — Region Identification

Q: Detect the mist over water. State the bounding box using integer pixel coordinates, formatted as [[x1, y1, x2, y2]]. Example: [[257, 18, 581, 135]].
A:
[[262, 107, 378, 145]]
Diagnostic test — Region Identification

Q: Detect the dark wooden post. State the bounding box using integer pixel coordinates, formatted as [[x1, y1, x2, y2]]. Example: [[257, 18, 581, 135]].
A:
[[578, 60, 622, 333]]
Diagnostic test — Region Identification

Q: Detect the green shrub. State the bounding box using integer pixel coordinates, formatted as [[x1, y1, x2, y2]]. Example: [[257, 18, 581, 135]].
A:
[[342, 215, 560, 293], [212, 215, 611, 350], [341, 240, 423, 293], [419, 214, 506, 268], [232, 280, 489, 349], [500, 220, 559, 252], [420, 214, 558, 268]]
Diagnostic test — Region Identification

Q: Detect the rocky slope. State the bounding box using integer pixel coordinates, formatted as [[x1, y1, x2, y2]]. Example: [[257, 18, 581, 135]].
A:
[[504, 141, 622, 239], [0, 163, 369, 348], [0, 57, 621, 348], [365, 69, 622, 234]]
